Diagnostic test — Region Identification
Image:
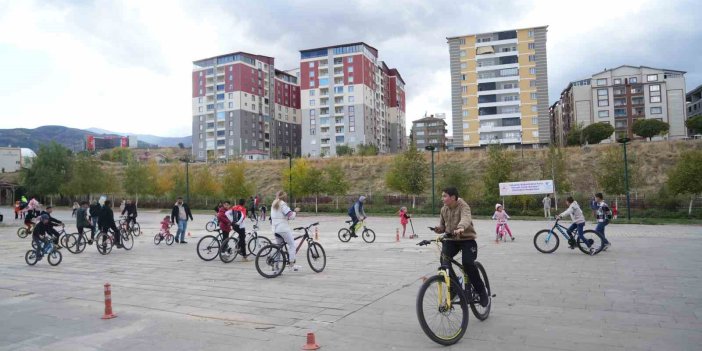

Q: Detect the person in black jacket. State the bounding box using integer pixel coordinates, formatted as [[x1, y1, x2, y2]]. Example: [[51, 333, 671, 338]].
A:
[[171, 197, 194, 244], [32, 214, 56, 257], [121, 199, 138, 228], [40, 206, 64, 245], [98, 200, 122, 248], [89, 200, 101, 235]]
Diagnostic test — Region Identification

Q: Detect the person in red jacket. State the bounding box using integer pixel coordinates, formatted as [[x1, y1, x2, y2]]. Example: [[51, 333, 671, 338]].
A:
[[217, 201, 232, 253]]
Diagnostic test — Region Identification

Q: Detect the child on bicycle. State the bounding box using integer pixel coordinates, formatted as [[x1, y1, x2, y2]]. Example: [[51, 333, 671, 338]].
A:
[[557, 196, 595, 255], [492, 204, 514, 242], [32, 214, 52, 258], [398, 206, 410, 238], [159, 216, 172, 239]]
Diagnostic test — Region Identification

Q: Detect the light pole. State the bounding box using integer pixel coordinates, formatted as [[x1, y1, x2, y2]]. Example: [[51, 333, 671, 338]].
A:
[[425, 145, 436, 215], [282, 152, 292, 204], [617, 137, 632, 220], [180, 158, 191, 205]]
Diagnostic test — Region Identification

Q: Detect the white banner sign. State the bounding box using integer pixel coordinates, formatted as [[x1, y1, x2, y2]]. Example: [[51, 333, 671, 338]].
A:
[[499, 180, 554, 196]]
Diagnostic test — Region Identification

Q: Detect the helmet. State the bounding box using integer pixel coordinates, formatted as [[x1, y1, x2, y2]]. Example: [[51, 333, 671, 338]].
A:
[[495, 203, 503, 210], [40, 214, 50, 221]]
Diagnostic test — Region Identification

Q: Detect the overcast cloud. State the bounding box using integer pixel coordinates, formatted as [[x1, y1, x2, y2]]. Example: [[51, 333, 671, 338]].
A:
[[0, 0, 699, 137]]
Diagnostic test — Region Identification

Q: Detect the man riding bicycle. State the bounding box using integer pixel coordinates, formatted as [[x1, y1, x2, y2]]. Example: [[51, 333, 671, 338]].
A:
[[121, 199, 138, 229], [432, 187, 489, 307], [347, 195, 367, 238]]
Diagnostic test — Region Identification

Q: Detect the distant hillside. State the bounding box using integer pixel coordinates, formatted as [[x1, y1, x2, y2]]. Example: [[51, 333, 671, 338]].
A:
[[0, 125, 188, 151], [86, 128, 191, 148]]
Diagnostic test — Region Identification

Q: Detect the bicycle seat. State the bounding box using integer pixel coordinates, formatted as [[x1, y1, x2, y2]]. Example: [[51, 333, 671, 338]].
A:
[[345, 220, 353, 224], [274, 233, 284, 239]]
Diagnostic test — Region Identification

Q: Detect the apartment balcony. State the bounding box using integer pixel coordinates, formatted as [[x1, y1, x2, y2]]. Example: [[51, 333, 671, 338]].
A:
[[477, 75, 520, 84], [477, 87, 520, 96], [478, 112, 521, 121], [476, 62, 519, 72], [478, 125, 522, 133], [478, 100, 521, 108], [475, 38, 518, 48], [479, 137, 522, 145]]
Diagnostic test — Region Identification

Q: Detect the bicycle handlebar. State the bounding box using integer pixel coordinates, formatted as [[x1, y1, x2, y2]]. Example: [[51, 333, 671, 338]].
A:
[[293, 222, 319, 231]]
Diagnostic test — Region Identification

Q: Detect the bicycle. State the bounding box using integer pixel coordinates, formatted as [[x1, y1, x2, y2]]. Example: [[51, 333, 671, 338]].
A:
[[17, 222, 35, 238], [219, 224, 273, 263], [119, 216, 141, 237], [337, 219, 376, 243], [196, 231, 224, 261], [31, 225, 72, 250], [66, 228, 96, 254], [255, 222, 326, 278], [205, 216, 219, 232], [95, 227, 134, 255], [533, 218, 604, 255], [153, 224, 175, 246], [25, 237, 63, 266], [415, 234, 493, 346], [496, 222, 513, 242]]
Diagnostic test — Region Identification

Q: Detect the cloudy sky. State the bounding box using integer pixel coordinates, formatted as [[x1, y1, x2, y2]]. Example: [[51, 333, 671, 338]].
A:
[[0, 0, 700, 137]]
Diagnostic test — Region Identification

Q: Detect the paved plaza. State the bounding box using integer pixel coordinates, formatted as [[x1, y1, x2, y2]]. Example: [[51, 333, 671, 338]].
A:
[[0, 207, 701, 350]]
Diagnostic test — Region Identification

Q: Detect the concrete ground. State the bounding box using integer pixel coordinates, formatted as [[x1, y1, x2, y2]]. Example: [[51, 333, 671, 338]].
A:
[[0, 207, 700, 351]]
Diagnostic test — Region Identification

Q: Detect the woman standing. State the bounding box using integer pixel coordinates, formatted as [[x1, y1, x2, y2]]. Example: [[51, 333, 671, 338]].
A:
[[270, 191, 301, 271]]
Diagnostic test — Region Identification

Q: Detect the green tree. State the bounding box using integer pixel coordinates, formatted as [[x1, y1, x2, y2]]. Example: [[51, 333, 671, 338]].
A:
[[686, 115, 702, 134], [541, 145, 570, 193], [385, 142, 428, 208], [336, 145, 355, 156], [63, 155, 112, 198], [357, 143, 379, 156], [632, 119, 670, 141], [566, 123, 584, 146], [667, 150, 702, 215], [437, 162, 472, 201], [324, 162, 349, 209], [303, 167, 326, 212], [581, 123, 614, 144], [283, 158, 312, 205], [123, 161, 153, 201], [222, 162, 252, 201], [100, 148, 134, 164], [596, 146, 641, 195], [483, 144, 513, 201], [192, 165, 221, 202], [21, 142, 73, 198]]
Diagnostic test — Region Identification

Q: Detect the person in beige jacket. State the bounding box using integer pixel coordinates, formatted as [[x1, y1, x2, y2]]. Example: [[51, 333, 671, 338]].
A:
[[433, 187, 489, 307]]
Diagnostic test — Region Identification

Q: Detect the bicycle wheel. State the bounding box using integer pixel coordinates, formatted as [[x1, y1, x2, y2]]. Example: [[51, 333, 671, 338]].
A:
[[533, 229, 559, 253], [48, 249, 63, 266], [25, 250, 39, 266], [247, 235, 272, 256], [577, 230, 604, 255], [17, 227, 28, 238], [121, 232, 134, 250], [32, 239, 39, 250], [74, 234, 88, 254], [96, 233, 113, 255], [165, 234, 175, 246], [219, 237, 239, 263], [307, 242, 326, 273], [60, 233, 72, 249], [196, 235, 220, 261], [469, 262, 492, 321], [362, 228, 376, 243], [66, 234, 79, 254], [153, 234, 163, 245], [338, 228, 351, 242], [255, 244, 286, 278], [416, 274, 469, 346], [205, 221, 217, 232], [131, 222, 141, 236]]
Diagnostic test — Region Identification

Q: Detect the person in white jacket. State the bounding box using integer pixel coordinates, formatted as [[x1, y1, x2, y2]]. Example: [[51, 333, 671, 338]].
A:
[[557, 196, 595, 254], [270, 191, 301, 271]]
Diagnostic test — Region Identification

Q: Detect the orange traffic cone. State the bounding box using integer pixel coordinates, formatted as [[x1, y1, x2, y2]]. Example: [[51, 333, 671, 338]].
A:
[[302, 332, 320, 350], [101, 282, 117, 319], [314, 227, 319, 241], [396, 228, 400, 243]]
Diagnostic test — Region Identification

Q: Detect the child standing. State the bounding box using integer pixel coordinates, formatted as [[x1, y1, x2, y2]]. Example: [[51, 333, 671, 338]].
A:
[[595, 193, 612, 251], [492, 204, 514, 242], [398, 207, 410, 238]]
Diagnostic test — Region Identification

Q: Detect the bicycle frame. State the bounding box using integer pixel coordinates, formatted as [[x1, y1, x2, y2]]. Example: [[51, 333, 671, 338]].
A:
[[547, 221, 573, 241], [430, 238, 468, 310]]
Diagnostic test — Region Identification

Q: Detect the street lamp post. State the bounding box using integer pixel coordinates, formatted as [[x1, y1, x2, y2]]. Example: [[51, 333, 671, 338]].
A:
[[180, 158, 191, 205], [425, 145, 436, 215], [282, 152, 292, 204], [617, 137, 632, 220]]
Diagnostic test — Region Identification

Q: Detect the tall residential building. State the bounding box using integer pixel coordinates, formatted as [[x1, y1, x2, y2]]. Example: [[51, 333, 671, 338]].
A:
[[299, 42, 406, 157], [687, 84, 702, 136], [447, 26, 549, 150], [191, 52, 301, 161], [551, 65, 688, 143], [410, 114, 448, 151]]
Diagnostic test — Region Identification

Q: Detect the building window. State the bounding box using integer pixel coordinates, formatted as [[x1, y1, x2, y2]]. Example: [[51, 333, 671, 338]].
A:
[[531, 105, 538, 112], [630, 77, 638, 83], [348, 66, 354, 73], [598, 110, 609, 118], [461, 74, 466, 81], [459, 38, 466, 45], [347, 57, 353, 63], [229, 102, 233, 108], [597, 88, 609, 107], [532, 117, 538, 125], [308, 62, 314, 68], [529, 67, 536, 75], [647, 74, 658, 82], [348, 76, 354, 83], [463, 122, 469, 129], [348, 96, 354, 103], [650, 107, 663, 114], [462, 97, 468, 105], [460, 50, 466, 57], [528, 55, 536, 62], [530, 92, 537, 100], [532, 131, 539, 138], [613, 78, 622, 85], [528, 30, 534, 37], [462, 86, 468, 93], [309, 90, 315, 96], [460, 63, 467, 69], [462, 110, 468, 117], [309, 100, 315, 106], [597, 78, 607, 86], [649, 84, 661, 103], [310, 80, 315, 88], [530, 80, 536, 87], [528, 43, 535, 50], [348, 86, 354, 93]]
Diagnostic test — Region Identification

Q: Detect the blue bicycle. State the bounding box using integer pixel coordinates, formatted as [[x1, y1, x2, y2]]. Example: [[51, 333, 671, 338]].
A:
[[25, 237, 63, 266], [533, 218, 604, 255]]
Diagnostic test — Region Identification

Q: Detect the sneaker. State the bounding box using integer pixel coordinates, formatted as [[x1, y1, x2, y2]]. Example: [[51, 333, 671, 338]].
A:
[[292, 264, 301, 271], [511, 237, 515, 241], [115, 243, 124, 249], [478, 290, 490, 308], [180, 241, 188, 244], [88, 240, 93, 245], [603, 243, 611, 251], [175, 238, 180, 243]]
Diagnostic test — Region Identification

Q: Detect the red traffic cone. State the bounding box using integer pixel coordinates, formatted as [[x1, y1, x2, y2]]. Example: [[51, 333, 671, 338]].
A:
[[101, 282, 117, 319], [302, 332, 320, 350]]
